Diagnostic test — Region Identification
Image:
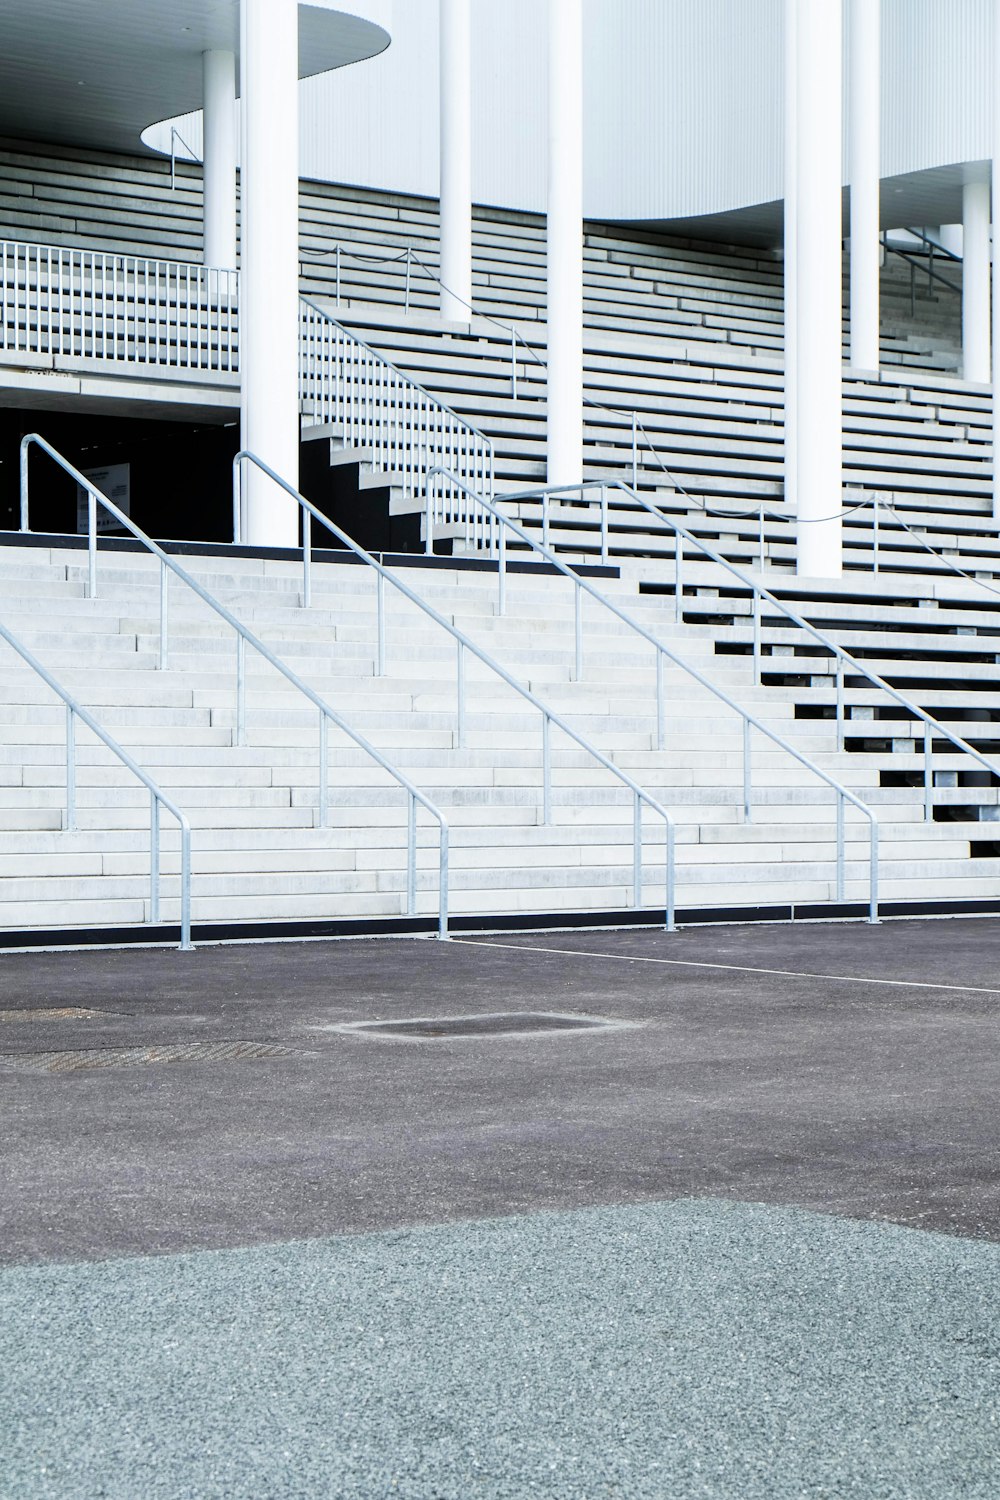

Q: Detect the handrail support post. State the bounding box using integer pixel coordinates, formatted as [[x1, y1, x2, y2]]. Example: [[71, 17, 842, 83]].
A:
[[236, 634, 246, 746], [65, 705, 76, 833], [656, 649, 665, 751], [633, 793, 642, 907], [407, 791, 417, 916], [150, 792, 161, 924], [319, 711, 329, 827], [159, 560, 169, 670], [87, 489, 97, 599], [542, 715, 552, 824]]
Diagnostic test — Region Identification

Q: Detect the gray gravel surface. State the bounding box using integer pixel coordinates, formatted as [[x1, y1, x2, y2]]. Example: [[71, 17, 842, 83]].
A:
[[2, 1197, 998, 1499]]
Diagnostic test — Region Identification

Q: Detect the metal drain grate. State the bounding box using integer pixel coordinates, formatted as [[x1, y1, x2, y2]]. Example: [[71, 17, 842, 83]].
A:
[[0, 1007, 111, 1023], [336, 1011, 618, 1040], [0, 1041, 297, 1073]]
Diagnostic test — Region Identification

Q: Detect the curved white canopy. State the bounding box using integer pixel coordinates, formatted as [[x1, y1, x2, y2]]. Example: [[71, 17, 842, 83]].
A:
[[0, 0, 390, 155]]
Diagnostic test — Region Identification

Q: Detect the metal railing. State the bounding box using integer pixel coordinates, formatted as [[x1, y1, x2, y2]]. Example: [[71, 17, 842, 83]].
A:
[[0, 238, 239, 371], [304, 238, 720, 505], [882, 229, 961, 316], [169, 126, 201, 193], [299, 294, 495, 539], [233, 450, 678, 928], [475, 473, 1000, 829], [426, 467, 880, 922], [20, 434, 451, 938], [0, 617, 192, 950]]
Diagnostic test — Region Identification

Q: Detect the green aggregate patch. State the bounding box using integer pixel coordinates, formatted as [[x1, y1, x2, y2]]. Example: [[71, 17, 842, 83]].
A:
[[1, 1199, 998, 1499]]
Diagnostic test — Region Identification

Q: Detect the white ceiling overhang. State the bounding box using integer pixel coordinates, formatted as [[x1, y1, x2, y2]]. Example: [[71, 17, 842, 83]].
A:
[[0, 0, 390, 155]]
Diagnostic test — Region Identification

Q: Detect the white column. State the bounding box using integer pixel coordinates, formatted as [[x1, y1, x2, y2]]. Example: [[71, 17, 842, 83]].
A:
[[964, 178, 991, 383], [439, 0, 472, 322], [849, 0, 880, 372], [994, 0, 1000, 518], [240, 0, 300, 546], [546, 0, 584, 488], [796, 0, 844, 578], [202, 50, 237, 271], [784, 0, 797, 513]]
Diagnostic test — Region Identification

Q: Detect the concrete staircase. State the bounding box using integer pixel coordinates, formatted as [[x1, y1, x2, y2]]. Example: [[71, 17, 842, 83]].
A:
[[0, 539, 996, 937]]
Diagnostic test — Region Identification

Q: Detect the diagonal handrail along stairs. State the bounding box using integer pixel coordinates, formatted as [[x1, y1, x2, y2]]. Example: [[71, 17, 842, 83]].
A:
[[232, 449, 679, 929], [425, 466, 882, 923], [0, 616, 193, 949], [299, 295, 495, 543], [19, 434, 450, 938], [488, 476, 1000, 826]]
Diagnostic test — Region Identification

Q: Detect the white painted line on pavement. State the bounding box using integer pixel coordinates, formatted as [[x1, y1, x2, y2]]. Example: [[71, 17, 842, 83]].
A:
[[449, 938, 1000, 997]]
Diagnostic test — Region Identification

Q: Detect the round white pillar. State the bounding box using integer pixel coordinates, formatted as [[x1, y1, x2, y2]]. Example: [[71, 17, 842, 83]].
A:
[[849, 0, 880, 373], [964, 178, 991, 384], [240, 0, 300, 546], [546, 0, 584, 488], [783, 0, 798, 514], [796, 0, 844, 579], [202, 50, 237, 271], [439, 0, 472, 322]]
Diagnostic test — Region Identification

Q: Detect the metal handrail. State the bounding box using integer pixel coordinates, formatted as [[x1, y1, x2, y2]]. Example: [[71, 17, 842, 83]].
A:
[[170, 126, 201, 192], [20, 434, 451, 939], [426, 466, 880, 923], [300, 294, 489, 439], [298, 294, 495, 526], [306, 240, 723, 501], [901, 227, 962, 265], [233, 450, 678, 929], [881, 232, 962, 303], [0, 617, 193, 950], [475, 471, 1000, 823]]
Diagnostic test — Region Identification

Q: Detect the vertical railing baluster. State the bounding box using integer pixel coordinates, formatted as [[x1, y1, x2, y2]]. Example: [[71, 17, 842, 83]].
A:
[[633, 793, 642, 907], [319, 711, 329, 827], [159, 560, 169, 670], [377, 570, 386, 676], [65, 705, 76, 833], [150, 792, 161, 924], [542, 715, 552, 825], [873, 494, 880, 574], [656, 649, 665, 751], [742, 719, 752, 823], [924, 720, 933, 822], [836, 791, 845, 902], [236, 634, 246, 746], [88, 489, 97, 599], [498, 522, 507, 616], [407, 791, 417, 916]]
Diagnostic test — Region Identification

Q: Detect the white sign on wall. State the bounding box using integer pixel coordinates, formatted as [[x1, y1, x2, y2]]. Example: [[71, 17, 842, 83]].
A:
[[76, 464, 131, 535]]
